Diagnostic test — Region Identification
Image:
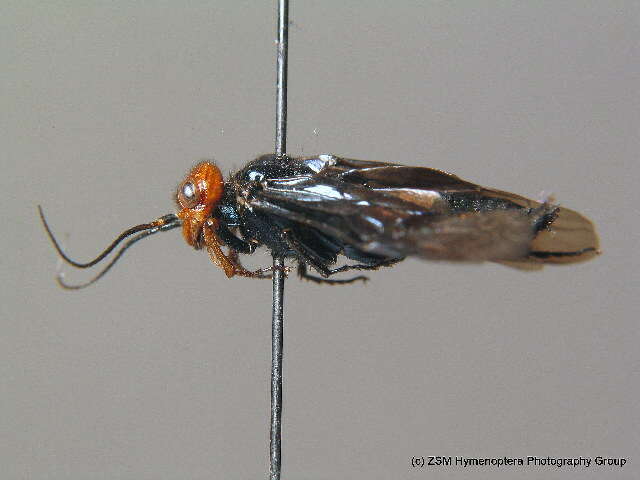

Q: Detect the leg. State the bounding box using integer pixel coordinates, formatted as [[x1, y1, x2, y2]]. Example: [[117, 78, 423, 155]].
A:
[[325, 257, 402, 275], [299, 257, 400, 284], [282, 229, 350, 277], [228, 249, 291, 279], [217, 222, 257, 254], [282, 229, 389, 284], [203, 221, 282, 279], [296, 262, 368, 285]]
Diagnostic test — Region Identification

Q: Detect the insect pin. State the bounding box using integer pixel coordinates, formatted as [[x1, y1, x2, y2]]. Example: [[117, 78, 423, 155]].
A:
[[40, 154, 600, 289]]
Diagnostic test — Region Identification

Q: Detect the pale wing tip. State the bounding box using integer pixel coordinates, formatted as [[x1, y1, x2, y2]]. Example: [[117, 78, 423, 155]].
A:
[[500, 206, 600, 270]]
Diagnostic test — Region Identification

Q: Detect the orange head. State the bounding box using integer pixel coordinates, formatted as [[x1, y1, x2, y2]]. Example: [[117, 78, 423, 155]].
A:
[[176, 161, 224, 248]]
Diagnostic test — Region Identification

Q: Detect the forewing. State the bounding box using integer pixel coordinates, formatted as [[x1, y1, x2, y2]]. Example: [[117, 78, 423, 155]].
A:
[[246, 156, 598, 264]]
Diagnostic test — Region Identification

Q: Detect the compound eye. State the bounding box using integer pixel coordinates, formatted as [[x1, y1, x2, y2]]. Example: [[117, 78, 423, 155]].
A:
[[178, 181, 199, 208]]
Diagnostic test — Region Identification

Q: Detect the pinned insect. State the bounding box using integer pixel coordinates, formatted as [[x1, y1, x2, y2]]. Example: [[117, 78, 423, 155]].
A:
[[40, 154, 599, 288]]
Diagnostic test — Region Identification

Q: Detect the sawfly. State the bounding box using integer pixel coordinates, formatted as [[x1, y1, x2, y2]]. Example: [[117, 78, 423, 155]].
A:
[[40, 154, 600, 287]]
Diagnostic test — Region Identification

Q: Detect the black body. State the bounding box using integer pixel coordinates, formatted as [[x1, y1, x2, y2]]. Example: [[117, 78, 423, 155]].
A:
[[213, 154, 598, 281]]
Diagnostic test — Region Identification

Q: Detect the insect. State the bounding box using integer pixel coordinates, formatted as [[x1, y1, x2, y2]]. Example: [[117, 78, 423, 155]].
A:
[[40, 154, 599, 288]]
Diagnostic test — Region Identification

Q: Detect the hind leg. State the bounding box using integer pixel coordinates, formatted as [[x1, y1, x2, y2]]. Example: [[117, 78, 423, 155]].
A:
[[296, 262, 368, 285], [282, 229, 401, 284]]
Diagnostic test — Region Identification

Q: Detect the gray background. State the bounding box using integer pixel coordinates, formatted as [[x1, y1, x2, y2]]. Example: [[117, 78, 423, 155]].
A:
[[2, 1, 638, 479]]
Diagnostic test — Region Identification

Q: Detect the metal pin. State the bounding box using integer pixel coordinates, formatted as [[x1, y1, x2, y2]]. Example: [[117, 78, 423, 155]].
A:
[[271, 1, 288, 479], [275, 0, 288, 159]]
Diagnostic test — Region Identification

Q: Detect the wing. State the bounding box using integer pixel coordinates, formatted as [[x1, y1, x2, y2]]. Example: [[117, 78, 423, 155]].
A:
[[244, 155, 599, 266]]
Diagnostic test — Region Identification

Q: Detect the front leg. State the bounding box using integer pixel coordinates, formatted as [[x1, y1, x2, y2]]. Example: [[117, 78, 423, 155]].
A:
[[227, 249, 291, 279], [202, 220, 289, 279], [203, 219, 278, 279]]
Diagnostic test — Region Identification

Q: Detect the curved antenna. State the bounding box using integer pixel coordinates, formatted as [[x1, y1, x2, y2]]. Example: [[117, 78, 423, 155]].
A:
[[38, 205, 179, 268], [56, 221, 181, 290]]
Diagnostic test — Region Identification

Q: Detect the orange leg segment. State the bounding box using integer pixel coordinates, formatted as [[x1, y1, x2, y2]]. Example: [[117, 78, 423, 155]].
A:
[[202, 220, 287, 279]]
